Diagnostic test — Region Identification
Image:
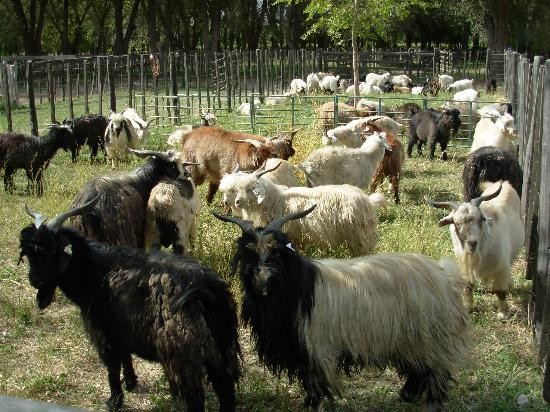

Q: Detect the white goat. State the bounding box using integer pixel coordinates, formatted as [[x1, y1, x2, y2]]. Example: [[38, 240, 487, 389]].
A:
[[218, 171, 386, 256], [300, 131, 391, 188], [122, 108, 152, 141], [470, 114, 517, 156], [324, 124, 363, 147], [145, 177, 201, 254], [290, 78, 307, 94], [104, 112, 139, 168], [411, 86, 424, 95], [439, 74, 454, 90], [356, 99, 386, 114], [390, 74, 412, 87], [320, 75, 340, 93], [452, 88, 480, 103], [306, 74, 321, 94], [447, 79, 474, 92], [427, 181, 524, 319], [365, 72, 391, 87], [477, 102, 512, 119], [236, 101, 260, 115], [359, 82, 383, 95]]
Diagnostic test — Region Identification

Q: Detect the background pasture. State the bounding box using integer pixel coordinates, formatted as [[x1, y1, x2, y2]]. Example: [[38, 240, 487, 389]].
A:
[[0, 93, 545, 410]]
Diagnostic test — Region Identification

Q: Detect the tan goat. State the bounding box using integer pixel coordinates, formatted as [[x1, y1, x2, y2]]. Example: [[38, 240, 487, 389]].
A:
[[180, 126, 296, 203]]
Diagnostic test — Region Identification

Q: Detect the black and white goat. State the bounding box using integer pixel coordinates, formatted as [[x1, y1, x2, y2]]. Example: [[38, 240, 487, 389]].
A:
[[71, 149, 195, 249], [19, 199, 240, 411], [215, 206, 471, 410], [0, 125, 75, 195], [63, 114, 108, 163]]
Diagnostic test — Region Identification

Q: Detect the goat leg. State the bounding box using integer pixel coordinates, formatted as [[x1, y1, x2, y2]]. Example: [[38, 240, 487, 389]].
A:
[[122, 353, 138, 391], [494, 290, 509, 320], [105, 361, 124, 411], [463, 283, 474, 313], [206, 182, 220, 204]]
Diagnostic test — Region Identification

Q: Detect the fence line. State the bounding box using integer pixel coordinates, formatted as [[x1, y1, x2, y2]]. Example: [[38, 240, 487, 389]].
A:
[[505, 52, 550, 402]]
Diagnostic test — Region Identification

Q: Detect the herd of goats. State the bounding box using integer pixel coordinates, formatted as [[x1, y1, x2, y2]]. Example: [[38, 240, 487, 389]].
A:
[[1, 70, 525, 411]]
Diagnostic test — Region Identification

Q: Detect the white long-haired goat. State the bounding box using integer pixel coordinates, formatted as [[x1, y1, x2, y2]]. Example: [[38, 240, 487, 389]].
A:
[[300, 130, 390, 188], [215, 206, 471, 411], [427, 180, 524, 319], [469, 113, 517, 156], [218, 163, 386, 256]]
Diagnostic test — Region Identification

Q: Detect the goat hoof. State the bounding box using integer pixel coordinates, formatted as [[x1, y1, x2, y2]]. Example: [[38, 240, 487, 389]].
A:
[[105, 393, 123, 411], [125, 376, 138, 391], [441, 152, 448, 161]]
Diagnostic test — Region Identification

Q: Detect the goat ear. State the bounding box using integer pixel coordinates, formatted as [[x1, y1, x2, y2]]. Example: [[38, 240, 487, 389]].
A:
[[253, 187, 266, 204], [438, 214, 454, 227]]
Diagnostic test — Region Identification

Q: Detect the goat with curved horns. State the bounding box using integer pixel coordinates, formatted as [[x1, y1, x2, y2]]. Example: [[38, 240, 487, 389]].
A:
[[426, 180, 524, 319], [214, 206, 471, 410]]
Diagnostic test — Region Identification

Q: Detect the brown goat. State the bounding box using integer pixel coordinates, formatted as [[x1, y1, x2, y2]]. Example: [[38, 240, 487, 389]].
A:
[[180, 126, 296, 203], [369, 133, 406, 204], [317, 102, 375, 135]]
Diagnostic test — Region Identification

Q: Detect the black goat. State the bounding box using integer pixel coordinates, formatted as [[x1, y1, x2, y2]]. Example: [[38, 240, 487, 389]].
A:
[[0, 125, 75, 195], [408, 109, 461, 160], [71, 149, 195, 249], [63, 114, 108, 163], [382, 81, 394, 93], [462, 146, 523, 201], [214, 206, 470, 410], [486, 78, 497, 93], [19, 199, 240, 411]]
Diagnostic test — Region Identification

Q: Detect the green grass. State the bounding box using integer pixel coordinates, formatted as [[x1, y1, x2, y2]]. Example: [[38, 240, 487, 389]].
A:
[[0, 91, 545, 411]]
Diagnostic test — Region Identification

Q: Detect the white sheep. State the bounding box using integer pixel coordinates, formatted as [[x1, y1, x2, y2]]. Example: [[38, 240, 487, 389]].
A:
[[218, 171, 386, 256], [290, 78, 307, 94], [447, 79, 474, 92], [438, 74, 454, 90], [411, 86, 424, 95], [145, 177, 201, 254], [470, 113, 517, 156], [236, 101, 260, 115], [359, 82, 383, 95], [364, 72, 391, 87], [300, 131, 391, 188], [427, 181, 524, 319], [390, 74, 412, 87], [320, 75, 340, 93]]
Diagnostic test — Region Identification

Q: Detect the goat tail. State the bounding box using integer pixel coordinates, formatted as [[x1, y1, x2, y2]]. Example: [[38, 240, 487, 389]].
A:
[[367, 192, 388, 210]]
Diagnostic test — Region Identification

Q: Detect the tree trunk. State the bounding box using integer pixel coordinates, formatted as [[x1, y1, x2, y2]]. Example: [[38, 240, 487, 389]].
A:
[[144, 0, 161, 52], [9, 0, 48, 55], [209, 8, 222, 51], [113, 0, 141, 54], [352, 0, 360, 104], [483, 1, 510, 51]]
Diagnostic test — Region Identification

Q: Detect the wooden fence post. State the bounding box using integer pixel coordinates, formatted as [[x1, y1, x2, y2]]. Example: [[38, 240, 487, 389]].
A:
[[66, 61, 74, 119], [225, 51, 232, 111], [107, 56, 116, 112], [538, 61, 550, 401], [26, 61, 38, 135], [1, 65, 13, 132], [195, 53, 201, 109], [127, 54, 133, 108], [140, 54, 145, 118], [83, 59, 89, 114], [47, 62, 56, 123], [256, 49, 262, 97], [170, 53, 179, 123], [97, 56, 103, 115]]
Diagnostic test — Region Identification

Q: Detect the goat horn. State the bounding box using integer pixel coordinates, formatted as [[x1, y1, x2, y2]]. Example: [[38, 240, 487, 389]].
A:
[[234, 139, 263, 148], [47, 196, 100, 232], [212, 212, 255, 233], [181, 162, 200, 167], [255, 160, 282, 178], [265, 204, 317, 232], [127, 148, 169, 161], [471, 181, 503, 207], [232, 163, 241, 173], [146, 118, 156, 126], [25, 205, 48, 229], [424, 196, 460, 210]]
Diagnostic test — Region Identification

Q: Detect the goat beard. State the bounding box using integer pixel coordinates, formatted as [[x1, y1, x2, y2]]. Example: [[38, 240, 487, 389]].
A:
[[461, 250, 480, 284]]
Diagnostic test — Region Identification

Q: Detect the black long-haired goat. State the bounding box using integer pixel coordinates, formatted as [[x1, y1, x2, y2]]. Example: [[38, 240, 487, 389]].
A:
[[0, 125, 75, 195], [19, 199, 240, 411], [462, 146, 523, 201], [71, 149, 196, 249], [63, 114, 108, 163], [215, 206, 471, 410]]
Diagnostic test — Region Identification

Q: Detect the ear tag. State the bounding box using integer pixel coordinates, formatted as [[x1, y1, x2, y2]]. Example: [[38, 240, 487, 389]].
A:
[[64, 244, 73, 256], [286, 243, 295, 251]]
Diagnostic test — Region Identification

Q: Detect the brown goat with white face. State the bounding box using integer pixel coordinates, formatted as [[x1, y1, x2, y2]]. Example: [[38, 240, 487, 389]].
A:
[[180, 126, 296, 204]]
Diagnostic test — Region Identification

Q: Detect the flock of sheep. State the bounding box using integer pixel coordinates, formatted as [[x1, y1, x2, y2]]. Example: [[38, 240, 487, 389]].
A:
[[2, 68, 526, 411]]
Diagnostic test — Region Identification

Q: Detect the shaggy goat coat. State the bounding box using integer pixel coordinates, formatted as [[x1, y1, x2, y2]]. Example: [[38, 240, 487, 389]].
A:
[[218, 214, 471, 409], [300, 132, 389, 188], [20, 217, 240, 411], [469, 114, 517, 156], [219, 173, 383, 256], [462, 146, 523, 201]]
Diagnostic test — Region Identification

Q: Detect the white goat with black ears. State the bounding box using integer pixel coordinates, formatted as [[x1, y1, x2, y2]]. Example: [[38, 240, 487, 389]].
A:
[[427, 180, 524, 319], [218, 163, 386, 256], [214, 206, 471, 411]]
